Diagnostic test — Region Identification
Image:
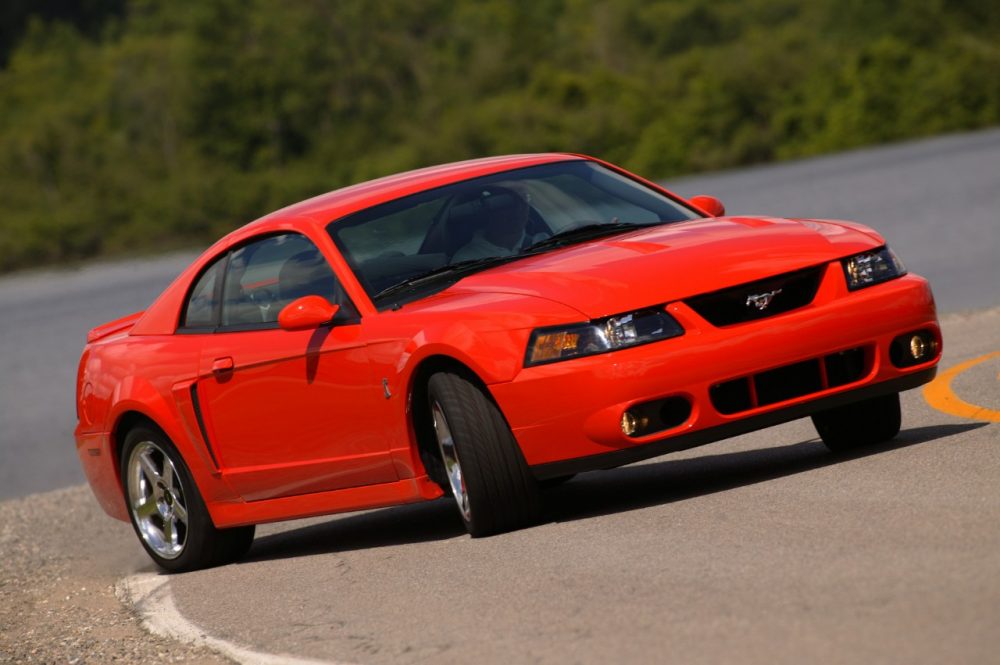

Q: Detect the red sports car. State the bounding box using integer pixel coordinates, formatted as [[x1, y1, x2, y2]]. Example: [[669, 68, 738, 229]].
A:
[[75, 154, 941, 571]]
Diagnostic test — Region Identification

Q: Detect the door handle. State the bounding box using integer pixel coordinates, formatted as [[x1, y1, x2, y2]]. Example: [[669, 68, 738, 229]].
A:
[[212, 357, 235, 373]]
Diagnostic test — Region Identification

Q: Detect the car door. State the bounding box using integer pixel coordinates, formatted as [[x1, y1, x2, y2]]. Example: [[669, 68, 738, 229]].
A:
[[193, 232, 396, 502]]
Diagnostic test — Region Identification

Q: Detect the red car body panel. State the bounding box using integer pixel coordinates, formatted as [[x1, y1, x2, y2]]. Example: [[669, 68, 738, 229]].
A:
[[493, 273, 937, 467], [195, 325, 396, 501], [444, 216, 884, 318], [75, 153, 941, 530]]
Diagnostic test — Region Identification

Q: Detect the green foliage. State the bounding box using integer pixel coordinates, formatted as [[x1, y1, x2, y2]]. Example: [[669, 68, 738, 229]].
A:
[[1, 0, 998, 272]]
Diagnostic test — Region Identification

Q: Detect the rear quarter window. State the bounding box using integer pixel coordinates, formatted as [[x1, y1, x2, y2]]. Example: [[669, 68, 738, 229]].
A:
[[182, 259, 223, 328]]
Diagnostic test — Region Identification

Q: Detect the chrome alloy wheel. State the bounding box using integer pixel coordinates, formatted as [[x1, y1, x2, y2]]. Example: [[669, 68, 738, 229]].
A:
[[126, 440, 189, 560], [431, 400, 471, 521]]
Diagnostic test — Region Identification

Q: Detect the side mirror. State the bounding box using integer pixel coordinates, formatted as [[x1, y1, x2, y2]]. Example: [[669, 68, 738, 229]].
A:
[[278, 295, 339, 331], [689, 194, 726, 217]]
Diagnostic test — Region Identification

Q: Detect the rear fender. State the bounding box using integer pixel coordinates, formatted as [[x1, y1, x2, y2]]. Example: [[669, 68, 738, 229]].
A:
[[108, 376, 241, 514]]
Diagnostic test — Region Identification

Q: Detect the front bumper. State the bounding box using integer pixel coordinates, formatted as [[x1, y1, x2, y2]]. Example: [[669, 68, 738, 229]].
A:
[[489, 269, 940, 476], [531, 367, 934, 478]]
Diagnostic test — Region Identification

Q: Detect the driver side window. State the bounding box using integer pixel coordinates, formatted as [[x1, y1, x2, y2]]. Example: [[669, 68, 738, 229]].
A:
[[221, 233, 344, 329], [180, 233, 355, 333]]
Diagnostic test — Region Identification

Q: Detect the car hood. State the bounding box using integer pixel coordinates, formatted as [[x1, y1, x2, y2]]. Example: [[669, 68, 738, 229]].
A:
[[447, 216, 883, 319]]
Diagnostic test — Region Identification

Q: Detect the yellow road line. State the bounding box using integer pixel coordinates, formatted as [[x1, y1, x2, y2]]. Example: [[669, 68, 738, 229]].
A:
[[923, 351, 1000, 422]]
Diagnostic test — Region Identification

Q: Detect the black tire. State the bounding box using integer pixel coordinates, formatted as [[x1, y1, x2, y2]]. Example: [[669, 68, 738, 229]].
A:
[[215, 523, 256, 564], [427, 372, 541, 537], [121, 426, 254, 572], [539, 474, 576, 489], [811, 392, 902, 452]]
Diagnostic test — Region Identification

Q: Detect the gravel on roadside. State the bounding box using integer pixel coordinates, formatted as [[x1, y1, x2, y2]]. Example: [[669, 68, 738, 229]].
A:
[[0, 485, 233, 664]]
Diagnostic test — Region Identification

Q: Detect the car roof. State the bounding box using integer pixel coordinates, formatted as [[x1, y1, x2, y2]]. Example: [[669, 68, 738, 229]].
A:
[[129, 153, 590, 335], [250, 153, 585, 230]]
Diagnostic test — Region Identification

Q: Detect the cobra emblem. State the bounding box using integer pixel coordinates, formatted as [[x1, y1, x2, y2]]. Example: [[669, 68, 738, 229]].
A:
[[746, 288, 782, 311]]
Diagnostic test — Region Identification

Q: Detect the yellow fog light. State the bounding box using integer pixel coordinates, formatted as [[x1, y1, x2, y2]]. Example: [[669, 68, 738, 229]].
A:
[[620, 410, 649, 437], [890, 330, 937, 368], [621, 411, 638, 436]]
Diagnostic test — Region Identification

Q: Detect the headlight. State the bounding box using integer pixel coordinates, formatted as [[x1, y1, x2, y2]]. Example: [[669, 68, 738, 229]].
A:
[[525, 308, 684, 366], [841, 246, 906, 291]]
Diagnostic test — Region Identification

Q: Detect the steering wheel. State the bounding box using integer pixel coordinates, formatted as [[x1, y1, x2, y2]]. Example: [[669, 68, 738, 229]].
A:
[[247, 287, 277, 319]]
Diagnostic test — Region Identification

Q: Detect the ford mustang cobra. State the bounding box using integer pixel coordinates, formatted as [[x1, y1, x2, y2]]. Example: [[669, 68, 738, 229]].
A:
[[74, 154, 941, 571]]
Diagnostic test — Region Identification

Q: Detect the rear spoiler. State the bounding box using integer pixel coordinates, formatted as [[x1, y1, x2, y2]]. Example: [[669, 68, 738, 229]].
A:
[[87, 311, 144, 344]]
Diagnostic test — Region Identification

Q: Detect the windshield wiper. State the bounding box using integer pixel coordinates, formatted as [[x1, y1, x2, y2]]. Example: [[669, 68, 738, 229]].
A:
[[523, 221, 650, 252], [372, 255, 520, 304], [372, 222, 654, 306]]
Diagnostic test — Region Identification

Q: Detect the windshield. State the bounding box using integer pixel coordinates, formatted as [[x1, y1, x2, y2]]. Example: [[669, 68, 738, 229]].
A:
[[327, 160, 700, 307]]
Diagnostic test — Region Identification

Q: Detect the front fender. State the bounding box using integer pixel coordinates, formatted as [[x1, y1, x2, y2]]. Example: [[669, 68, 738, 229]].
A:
[[363, 291, 585, 478]]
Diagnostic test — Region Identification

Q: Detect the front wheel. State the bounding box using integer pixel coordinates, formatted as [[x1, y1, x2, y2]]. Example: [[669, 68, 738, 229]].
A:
[[121, 426, 254, 572], [427, 372, 540, 537], [811, 392, 902, 452]]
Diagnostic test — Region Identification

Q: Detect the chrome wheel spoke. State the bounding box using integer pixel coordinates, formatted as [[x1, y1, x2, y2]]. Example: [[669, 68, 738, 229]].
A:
[[127, 440, 188, 560], [138, 450, 161, 484], [172, 496, 188, 525], [161, 460, 175, 492], [135, 498, 158, 520], [432, 401, 471, 521], [163, 517, 177, 547]]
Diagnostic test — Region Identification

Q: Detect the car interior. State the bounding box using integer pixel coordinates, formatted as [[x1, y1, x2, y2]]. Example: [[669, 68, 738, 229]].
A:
[[220, 237, 352, 327]]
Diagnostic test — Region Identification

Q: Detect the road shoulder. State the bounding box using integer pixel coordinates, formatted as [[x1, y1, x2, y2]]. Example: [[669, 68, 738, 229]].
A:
[[0, 485, 231, 664]]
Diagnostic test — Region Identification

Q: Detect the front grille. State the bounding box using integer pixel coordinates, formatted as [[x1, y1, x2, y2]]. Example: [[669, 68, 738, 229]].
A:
[[710, 346, 871, 415], [685, 265, 824, 327]]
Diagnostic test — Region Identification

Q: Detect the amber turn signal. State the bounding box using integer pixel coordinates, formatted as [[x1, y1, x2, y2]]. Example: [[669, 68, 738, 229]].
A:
[[528, 331, 581, 363]]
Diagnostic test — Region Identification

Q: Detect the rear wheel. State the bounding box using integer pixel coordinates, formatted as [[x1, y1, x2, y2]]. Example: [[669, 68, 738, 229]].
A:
[[121, 426, 254, 572], [427, 372, 540, 536], [811, 392, 901, 452]]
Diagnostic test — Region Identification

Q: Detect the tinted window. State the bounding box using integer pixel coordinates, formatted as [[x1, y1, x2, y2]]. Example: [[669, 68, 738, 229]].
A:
[[182, 258, 223, 328], [221, 233, 342, 328], [328, 160, 699, 305], [336, 198, 447, 265]]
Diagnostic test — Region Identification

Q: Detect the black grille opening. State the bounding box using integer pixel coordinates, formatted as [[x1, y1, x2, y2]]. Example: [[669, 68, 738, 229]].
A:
[[660, 397, 693, 430], [825, 347, 867, 387], [709, 345, 871, 416], [685, 265, 824, 327], [710, 378, 753, 415], [754, 359, 823, 406]]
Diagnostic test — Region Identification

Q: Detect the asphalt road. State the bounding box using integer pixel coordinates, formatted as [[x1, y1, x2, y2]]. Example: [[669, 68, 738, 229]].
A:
[[0, 252, 195, 499], [169, 308, 1000, 664], [669, 129, 1000, 313], [3, 307, 997, 664], [1, 128, 997, 501], [0, 129, 998, 662]]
